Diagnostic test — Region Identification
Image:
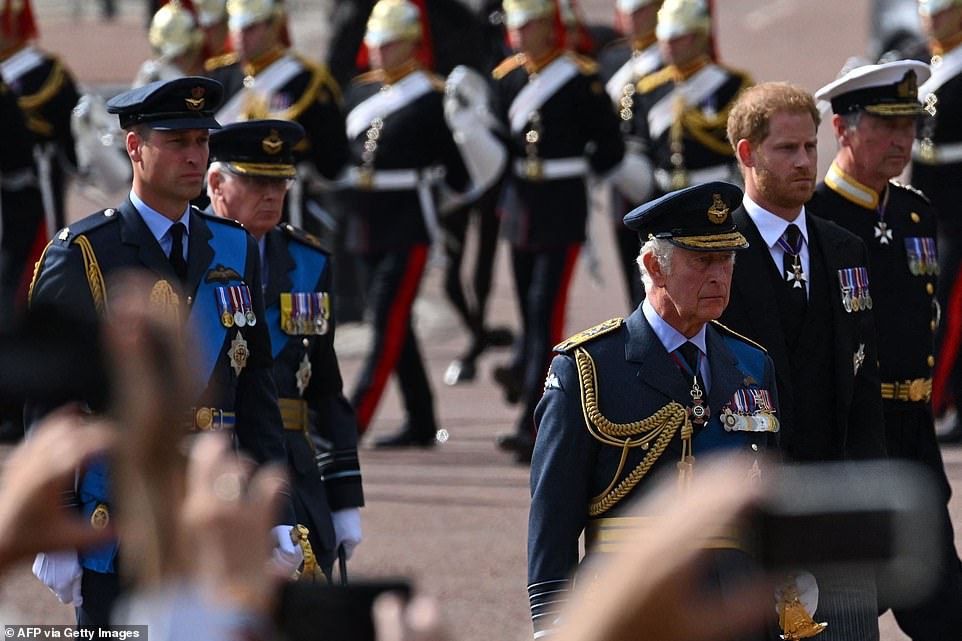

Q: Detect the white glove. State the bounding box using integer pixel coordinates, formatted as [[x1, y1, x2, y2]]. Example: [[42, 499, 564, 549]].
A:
[[32, 550, 83, 606], [332, 508, 362, 560], [271, 525, 304, 577], [774, 570, 819, 617], [607, 150, 655, 204]]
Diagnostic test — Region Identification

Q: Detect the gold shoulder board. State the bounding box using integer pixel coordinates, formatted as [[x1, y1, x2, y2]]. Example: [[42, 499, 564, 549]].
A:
[[554, 317, 623, 352]]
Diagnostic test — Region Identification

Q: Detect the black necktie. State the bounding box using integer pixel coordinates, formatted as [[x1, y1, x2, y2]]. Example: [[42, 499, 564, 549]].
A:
[[168, 222, 188, 284], [780, 224, 807, 337], [677, 341, 704, 391]]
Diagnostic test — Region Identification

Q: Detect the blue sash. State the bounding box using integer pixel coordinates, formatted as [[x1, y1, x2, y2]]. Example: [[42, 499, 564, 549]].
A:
[[266, 240, 328, 358], [188, 222, 249, 389], [79, 220, 249, 573]]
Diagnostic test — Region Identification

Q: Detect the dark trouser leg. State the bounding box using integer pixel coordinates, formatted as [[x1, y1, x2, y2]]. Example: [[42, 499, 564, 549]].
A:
[[933, 233, 962, 416], [815, 569, 879, 641], [884, 407, 962, 638], [513, 245, 580, 441], [611, 192, 644, 310], [440, 204, 474, 335], [77, 569, 120, 628], [350, 245, 428, 433], [395, 314, 437, 436]]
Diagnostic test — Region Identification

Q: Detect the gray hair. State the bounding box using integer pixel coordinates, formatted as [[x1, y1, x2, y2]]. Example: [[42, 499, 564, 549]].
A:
[[206, 160, 229, 199], [637, 237, 674, 292], [837, 111, 862, 140]]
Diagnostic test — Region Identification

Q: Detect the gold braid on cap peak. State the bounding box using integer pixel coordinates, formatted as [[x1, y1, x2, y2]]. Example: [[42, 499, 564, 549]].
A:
[[574, 347, 691, 516]]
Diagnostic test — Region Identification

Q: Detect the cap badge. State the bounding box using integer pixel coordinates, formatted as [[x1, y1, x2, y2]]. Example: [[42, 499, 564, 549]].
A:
[[707, 193, 729, 224], [897, 71, 917, 98], [262, 129, 284, 155], [185, 86, 206, 111]]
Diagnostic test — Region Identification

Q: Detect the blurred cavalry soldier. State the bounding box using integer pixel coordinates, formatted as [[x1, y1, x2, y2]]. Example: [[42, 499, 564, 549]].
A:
[[0, 0, 80, 234], [633, 0, 749, 196], [527, 183, 784, 640], [134, 1, 206, 86], [812, 59, 962, 639], [343, 0, 474, 447], [26, 78, 301, 627], [597, 0, 662, 307], [0, 75, 44, 326], [158, 0, 232, 58], [207, 0, 348, 231], [913, 0, 962, 441], [722, 82, 886, 640], [207, 120, 365, 579], [490, 0, 626, 462]]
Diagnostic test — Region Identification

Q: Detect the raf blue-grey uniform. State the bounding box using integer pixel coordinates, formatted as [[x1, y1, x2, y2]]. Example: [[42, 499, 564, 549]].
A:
[[527, 183, 780, 640], [206, 118, 365, 576], [25, 77, 292, 627]]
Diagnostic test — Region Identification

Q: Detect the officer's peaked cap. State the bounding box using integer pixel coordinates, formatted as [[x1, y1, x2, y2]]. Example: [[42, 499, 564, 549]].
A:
[[107, 76, 223, 130], [623, 181, 749, 252], [209, 119, 304, 178], [815, 59, 930, 117]]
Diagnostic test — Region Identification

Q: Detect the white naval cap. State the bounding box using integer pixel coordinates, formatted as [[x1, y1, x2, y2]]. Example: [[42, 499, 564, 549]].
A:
[[814, 59, 931, 116]]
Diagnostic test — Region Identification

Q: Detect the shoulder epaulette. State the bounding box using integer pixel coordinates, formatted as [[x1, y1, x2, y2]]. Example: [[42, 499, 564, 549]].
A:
[[710, 320, 767, 353], [352, 69, 383, 86], [281, 223, 330, 253], [493, 54, 525, 80], [554, 318, 623, 352], [566, 51, 598, 75], [890, 180, 931, 204], [54, 208, 120, 245], [205, 52, 239, 72], [637, 66, 674, 94]]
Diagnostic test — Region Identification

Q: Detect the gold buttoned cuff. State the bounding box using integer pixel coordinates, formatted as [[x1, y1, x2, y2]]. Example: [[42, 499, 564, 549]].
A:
[[880, 378, 932, 403]]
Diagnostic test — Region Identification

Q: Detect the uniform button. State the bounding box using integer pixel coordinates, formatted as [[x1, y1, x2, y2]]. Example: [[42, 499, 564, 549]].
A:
[[928, 355, 936, 367], [927, 283, 935, 295], [751, 443, 759, 452], [932, 320, 938, 331], [302, 338, 310, 348], [911, 212, 920, 223], [187, 296, 193, 305]]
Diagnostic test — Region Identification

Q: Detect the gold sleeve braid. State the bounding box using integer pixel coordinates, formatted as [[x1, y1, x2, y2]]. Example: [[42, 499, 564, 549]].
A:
[[26, 240, 54, 306], [574, 347, 692, 516], [28, 234, 108, 315], [75, 235, 108, 315]]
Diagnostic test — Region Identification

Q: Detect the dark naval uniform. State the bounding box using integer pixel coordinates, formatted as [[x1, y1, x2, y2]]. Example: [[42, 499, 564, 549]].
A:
[[598, 35, 662, 307], [262, 223, 364, 574], [343, 62, 469, 441], [27, 200, 292, 624], [1, 43, 81, 231], [913, 45, 962, 428], [810, 167, 962, 638], [491, 49, 624, 455], [527, 312, 779, 638], [633, 59, 750, 195]]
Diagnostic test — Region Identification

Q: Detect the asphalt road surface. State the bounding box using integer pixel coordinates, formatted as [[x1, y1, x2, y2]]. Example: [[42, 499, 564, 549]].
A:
[[0, 2, 954, 640]]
